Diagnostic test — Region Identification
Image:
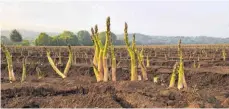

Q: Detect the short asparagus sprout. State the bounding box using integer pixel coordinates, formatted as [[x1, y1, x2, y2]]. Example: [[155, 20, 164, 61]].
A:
[[193, 60, 196, 68], [154, 76, 159, 83], [146, 54, 150, 67], [197, 63, 200, 68], [36, 67, 44, 79], [73, 55, 77, 65], [110, 38, 117, 81], [222, 48, 226, 61], [21, 58, 27, 82], [58, 51, 62, 65], [164, 54, 168, 60], [135, 46, 148, 80], [169, 62, 178, 88], [1, 44, 16, 83]]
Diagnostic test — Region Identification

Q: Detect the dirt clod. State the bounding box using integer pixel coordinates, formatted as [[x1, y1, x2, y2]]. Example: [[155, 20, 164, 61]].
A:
[[187, 102, 200, 108], [159, 90, 171, 97], [167, 100, 175, 106], [168, 92, 176, 100], [221, 98, 229, 108]]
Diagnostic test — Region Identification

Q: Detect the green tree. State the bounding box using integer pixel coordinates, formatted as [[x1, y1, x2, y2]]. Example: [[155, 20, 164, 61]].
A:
[[50, 36, 60, 46], [59, 31, 80, 46], [99, 31, 117, 45], [77, 30, 92, 46], [35, 32, 52, 46], [10, 29, 22, 42], [21, 40, 30, 46]]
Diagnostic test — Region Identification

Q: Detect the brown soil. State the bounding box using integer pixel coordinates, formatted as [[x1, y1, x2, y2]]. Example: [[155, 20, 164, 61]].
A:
[[1, 46, 229, 108]]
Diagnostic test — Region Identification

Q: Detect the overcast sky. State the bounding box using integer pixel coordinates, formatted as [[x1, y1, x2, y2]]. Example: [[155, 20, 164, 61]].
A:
[[1, 1, 229, 37]]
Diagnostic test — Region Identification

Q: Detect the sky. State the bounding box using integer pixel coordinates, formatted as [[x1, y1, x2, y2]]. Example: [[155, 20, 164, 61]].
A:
[[0, 0, 229, 37]]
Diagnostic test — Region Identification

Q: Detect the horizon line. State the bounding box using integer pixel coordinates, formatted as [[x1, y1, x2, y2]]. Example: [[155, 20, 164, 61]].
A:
[[1, 28, 229, 38]]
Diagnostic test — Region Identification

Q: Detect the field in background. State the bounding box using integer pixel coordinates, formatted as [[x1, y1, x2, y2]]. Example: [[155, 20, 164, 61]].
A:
[[1, 44, 229, 108]]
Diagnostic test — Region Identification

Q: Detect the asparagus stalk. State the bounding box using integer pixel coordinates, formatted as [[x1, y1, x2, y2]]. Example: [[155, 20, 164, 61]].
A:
[[169, 62, 178, 88], [193, 60, 196, 68], [21, 58, 27, 82], [91, 28, 99, 66], [63, 45, 73, 76], [103, 17, 110, 82], [110, 44, 117, 81], [146, 54, 150, 67], [124, 23, 137, 81], [95, 25, 104, 81], [135, 45, 148, 80], [139, 47, 148, 80], [177, 39, 187, 90], [1, 44, 16, 83], [222, 48, 226, 61], [92, 63, 101, 82], [36, 67, 44, 79], [58, 51, 62, 65], [109, 19, 117, 81], [46, 50, 66, 78], [91, 27, 102, 81]]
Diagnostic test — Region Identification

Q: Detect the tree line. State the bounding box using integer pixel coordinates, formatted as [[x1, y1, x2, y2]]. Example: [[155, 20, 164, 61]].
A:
[[1, 29, 125, 46]]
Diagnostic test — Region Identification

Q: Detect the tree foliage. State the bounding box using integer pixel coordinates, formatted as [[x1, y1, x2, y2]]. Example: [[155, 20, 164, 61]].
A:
[[77, 30, 92, 46], [10, 29, 22, 42], [14, 30, 121, 46], [34, 31, 81, 46], [35, 32, 51, 46], [58, 31, 80, 46], [50, 36, 60, 46], [99, 31, 117, 45], [21, 40, 30, 46]]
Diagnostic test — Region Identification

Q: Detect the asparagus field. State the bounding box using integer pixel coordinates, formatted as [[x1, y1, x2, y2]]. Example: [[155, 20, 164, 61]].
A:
[[1, 44, 229, 108]]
